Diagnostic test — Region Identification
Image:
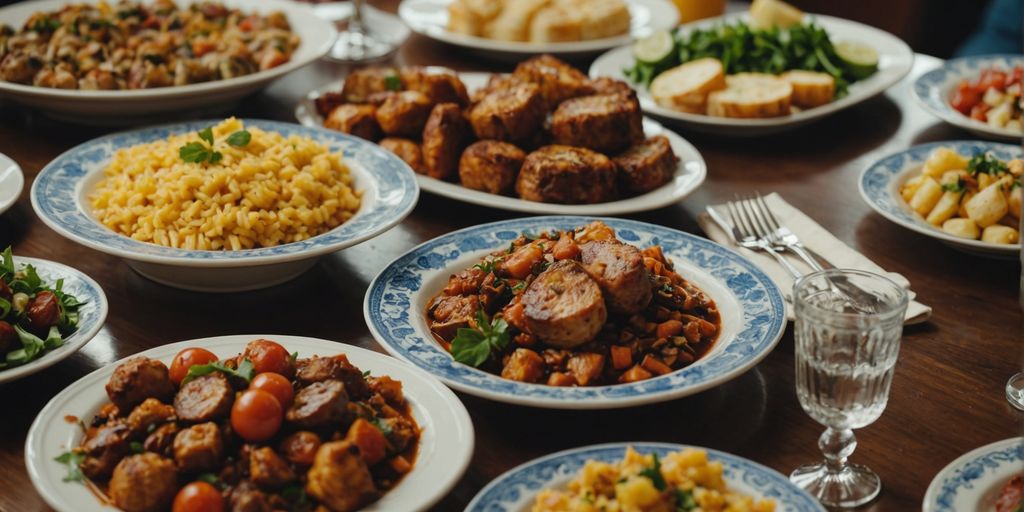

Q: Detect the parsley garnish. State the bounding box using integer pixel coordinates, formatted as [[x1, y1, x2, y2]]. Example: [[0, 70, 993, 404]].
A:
[[368, 417, 393, 436], [181, 358, 255, 385], [967, 152, 1009, 176], [179, 126, 251, 164], [55, 451, 85, 482], [197, 473, 220, 486], [511, 281, 526, 292], [675, 489, 698, 511], [942, 180, 965, 193], [384, 74, 402, 91], [450, 310, 510, 367], [129, 441, 144, 453], [226, 130, 252, 147], [639, 453, 667, 491], [473, 260, 497, 274]]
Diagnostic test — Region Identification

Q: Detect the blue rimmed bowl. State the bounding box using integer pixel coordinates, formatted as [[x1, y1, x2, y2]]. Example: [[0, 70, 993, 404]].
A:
[[912, 54, 1024, 142], [467, 442, 825, 511], [924, 437, 1024, 512], [364, 216, 786, 409], [859, 140, 1021, 259], [31, 119, 419, 292]]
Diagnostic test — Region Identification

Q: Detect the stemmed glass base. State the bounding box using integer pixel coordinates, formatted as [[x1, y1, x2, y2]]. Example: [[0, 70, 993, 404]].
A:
[[327, 30, 397, 63], [790, 461, 881, 508], [1006, 372, 1024, 411]]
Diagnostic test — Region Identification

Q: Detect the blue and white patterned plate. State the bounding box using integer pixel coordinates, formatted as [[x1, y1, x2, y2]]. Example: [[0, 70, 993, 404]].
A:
[[31, 119, 419, 291], [364, 216, 786, 409], [924, 437, 1024, 512], [859, 140, 1022, 259], [913, 54, 1024, 142], [0, 256, 108, 384], [467, 442, 825, 511]]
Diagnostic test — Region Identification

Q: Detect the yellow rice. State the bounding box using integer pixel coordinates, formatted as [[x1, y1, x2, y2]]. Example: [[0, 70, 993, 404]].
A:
[[90, 118, 361, 251]]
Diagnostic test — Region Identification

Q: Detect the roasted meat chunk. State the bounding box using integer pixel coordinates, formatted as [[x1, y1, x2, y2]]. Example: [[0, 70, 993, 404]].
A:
[[427, 294, 480, 339], [375, 90, 434, 137], [324, 104, 381, 141], [516, 145, 618, 204], [143, 423, 179, 457], [81, 421, 132, 479], [587, 76, 636, 97], [287, 380, 349, 428], [296, 355, 370, 400], [340, 66, 399, 103], [470, 73, 525, 105], [550, 94, 644, 153], [614, 135, 678, 195], [468, 82, 546, 142], [173, 422, 224, 473], [126, 398, 176, 437], [501, 348, 546, 383], [521, 260, 607, 348], [250, 446, 295, 489], [400, 67, 469, 105], [306, 441, 378, 512], [421, 103, 470, 180], [379, 137, 425, 174], [173, 373, 234, 423], [105, 357, 175, 412], [228, 481, 273, 512], [512, 54, 594, 108], [108, 453, 179, 512], [579, 240, 652, 314], [458, 140, 525, 195]]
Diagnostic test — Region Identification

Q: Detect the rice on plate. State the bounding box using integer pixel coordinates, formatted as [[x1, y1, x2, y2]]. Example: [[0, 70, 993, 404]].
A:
[[90, 117, 360, 251]]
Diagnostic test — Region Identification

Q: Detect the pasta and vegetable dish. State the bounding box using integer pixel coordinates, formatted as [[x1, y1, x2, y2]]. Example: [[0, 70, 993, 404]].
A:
[[427, 221, 720, 387]]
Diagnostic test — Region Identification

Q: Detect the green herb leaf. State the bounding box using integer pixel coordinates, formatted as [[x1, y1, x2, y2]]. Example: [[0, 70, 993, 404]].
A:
[[225, 130, 251, 147], [208, 151, 223, 164], [0, 246, 14, 277], [639, 453, 667, 491], [449, 310, 509, 368], [129, 441, 144, 454], [198, 126, 215, 146], [384, 74, 402, 91], [181, 358, 255, 385], [55, 451, 86, 482], [473, 260, 496, 274], [942, 180, 966, 193], [179, 142, 209, 163], [8, 324, 45, 365], [368, 417, 393, 436], [967, 152, 1009, 176], [675, 488, 698, 511], [281, 484, 309, 505], [197, 472, 219, 485]]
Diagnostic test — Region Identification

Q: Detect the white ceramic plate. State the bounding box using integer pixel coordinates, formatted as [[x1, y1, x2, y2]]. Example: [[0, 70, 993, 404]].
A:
[[859, 140, 1021, 259], [364, 216, 786, 409], [25, 334, 475, 512], [397, 0, 678, 59], [468, 442, 825, 511], [31, 119, 419, 292], [0, 256, 107, 384], [923, 437, 1024, 512], [590, 13, 915, 136], [0, 152, 24, 216], [296, 72, 707, 215], [0, 0, 336, 124], [913, 54, 1024, 142]]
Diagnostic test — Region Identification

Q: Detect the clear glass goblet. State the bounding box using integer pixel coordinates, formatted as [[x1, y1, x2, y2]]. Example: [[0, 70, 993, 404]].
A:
[[1011, 209, 1024, 410], [790, 269, 909, 508], [326, 0, 398, 63]]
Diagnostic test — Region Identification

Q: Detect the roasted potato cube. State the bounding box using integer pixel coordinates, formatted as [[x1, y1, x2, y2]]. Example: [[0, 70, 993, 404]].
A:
[[458, 140, 525, 194]]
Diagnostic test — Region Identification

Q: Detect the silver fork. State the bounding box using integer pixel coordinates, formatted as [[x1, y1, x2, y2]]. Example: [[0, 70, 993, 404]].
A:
[[748, 193, 824, 271], [721, 197, 804, 279]]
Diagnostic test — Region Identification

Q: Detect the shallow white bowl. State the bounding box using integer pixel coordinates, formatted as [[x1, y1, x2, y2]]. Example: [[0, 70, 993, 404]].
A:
[[589, 12, 914, 136], [296, 72, 707, 215], [25, 334, 475, 512], [923, 437, 1024, 512], [0, 0, 336, 124], [31, 119, 419, 291], [0, 152, 23, 216]]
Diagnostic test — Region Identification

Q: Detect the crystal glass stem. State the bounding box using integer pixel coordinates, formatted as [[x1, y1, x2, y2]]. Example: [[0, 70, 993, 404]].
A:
[[820, 427, 856, 471]]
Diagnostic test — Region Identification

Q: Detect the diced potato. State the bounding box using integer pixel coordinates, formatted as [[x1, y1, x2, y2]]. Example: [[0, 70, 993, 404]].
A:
[[922, 147, 968, 177], [943, 218, 980, 239], [1009, 186, 1021, 219], [978, 172, 994, 190], [926, 191, 962, 225], [988, 102, 1013, 127], [940, 169, 969, 186], [908, 176, 943, 216], [981, 225, 1020, 244], [901, 175, 924, 202], [964, 183, 1009, 227], [983, 87, 1005, 107], [959, 190, 976, 218]]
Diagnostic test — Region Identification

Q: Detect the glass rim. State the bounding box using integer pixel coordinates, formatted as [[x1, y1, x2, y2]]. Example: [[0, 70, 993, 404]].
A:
[[793, 269, 910, 321]]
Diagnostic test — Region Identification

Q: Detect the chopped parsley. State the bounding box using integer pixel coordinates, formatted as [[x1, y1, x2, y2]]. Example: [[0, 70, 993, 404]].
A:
[[179, 126, 251, 164], [54, 451, 85, 482], [449, 310, 510, 367], [942, 180, 965, 193], [639, 453, 667, 491], [967, 152, 1009, 176], [384, 73, 402, 91]]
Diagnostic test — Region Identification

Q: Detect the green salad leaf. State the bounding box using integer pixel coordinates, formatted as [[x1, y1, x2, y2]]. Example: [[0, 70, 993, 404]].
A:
[[55, 451, 86, 482], [181, 358, 255, 385]]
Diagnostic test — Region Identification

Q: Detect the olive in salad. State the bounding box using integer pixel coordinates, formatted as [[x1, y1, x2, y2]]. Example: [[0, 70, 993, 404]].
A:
[[0, 247, 85, 368]]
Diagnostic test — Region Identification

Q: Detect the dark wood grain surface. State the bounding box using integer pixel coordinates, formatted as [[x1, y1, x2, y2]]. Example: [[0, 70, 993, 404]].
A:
[[0, 2, 1021, 511]]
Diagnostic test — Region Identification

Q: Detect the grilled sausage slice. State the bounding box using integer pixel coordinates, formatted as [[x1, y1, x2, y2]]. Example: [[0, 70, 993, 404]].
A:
[[614, 135, 678, 195], [173, 373, 233, 423], [287, 380, 349, 428], [108, 453, 179, 512], [550, 93, 644, 154], [458, 140, 525, 195], [521, 260, 607, 348], [106, 357, 175, 412], [579, 240, 652, 314], [375, 90, 434, 137], [296, 355, 370, 400], [468, 82, 545, 142], [516, 145, 618, 204], [173, 422, 224, 473], [379, 137, 425, 174], [324, 104, 381, 141], [421, 103, 470, 180], [306, 441, 378, 512]]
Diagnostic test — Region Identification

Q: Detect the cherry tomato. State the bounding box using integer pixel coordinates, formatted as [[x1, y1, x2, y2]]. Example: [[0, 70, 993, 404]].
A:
[[951, 81, 982, 115], [249, 372, 294, 408], [231, 389, 283, 442], [243, 339, 292, 376], [971, 103, 990, 122], [978, 69, 1008, 92], [280, 431, 322, 465], [169, 348, 219, 385], [172, 481, 224, 512]]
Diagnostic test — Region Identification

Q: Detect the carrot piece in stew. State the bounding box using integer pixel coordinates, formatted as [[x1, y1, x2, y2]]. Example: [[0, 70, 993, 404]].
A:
[[346, 418, 389, 466], [641, 354, 672, 376], [619, 364, 653, 383], [503, 244, 544, 279], [390, 455, 412, 475], [656, 320, 684, 339], [610, 345, 633, 370]]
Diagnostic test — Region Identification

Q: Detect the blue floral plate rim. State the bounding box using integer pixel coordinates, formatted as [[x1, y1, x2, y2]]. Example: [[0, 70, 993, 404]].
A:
[[923, 437, 1023, 512]]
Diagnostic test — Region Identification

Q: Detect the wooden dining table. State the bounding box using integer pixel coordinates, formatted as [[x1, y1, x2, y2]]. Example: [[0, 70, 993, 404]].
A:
[[0, 2, 1021, 510]]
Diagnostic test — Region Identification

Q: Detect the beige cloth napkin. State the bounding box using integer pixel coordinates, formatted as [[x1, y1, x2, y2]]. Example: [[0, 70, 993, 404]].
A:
[[697, 193, 932, 325]]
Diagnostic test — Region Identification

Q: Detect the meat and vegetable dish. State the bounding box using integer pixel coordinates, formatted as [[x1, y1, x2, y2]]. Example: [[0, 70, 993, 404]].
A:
[[0, 247, 84, 369], [313, 54, 679, 205], [996, 474, 1023, 512], [57, 338, 420, 512], [949, 65, 1023, 132], [0, 0, 299, 90], [426, 221, 720, 386]]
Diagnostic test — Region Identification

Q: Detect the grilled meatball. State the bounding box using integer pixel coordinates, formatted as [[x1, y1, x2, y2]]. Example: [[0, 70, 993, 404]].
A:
[[314, 91, 347, 118], [340, 66, 399, 103], [379, 137, 425, 174], [587, 76, 636, 97], [470, 73, 524, 105], [126, 398, 176, 437], [306, 441, 378, 512], [512, 54, 594, 108], [106, 357, 175, 412], [324, 104, 381, 141], [516, 145, 618, 204], [614, 135, 677, 195], [174, 373, 234, 422], [143, 422, 179, 457], [228, 481, 273, 512], [81, 421, 132, 479], [400, 67, 469, 105], [550, 94, 644, 154], [250, 446, 295, 489], [468, 82, 545, 142], [287, 380, 349, 428], [173, 422, 224, 473], [296, 355, 370, 400], [427, 294, 479, 339], [458, 140, 525, 195], [579, 240, 652, 314], [521, 260, 607, 348], [375, 90, 433, 137], [421, 103, 470, 180], [109, 453, 179, 512]]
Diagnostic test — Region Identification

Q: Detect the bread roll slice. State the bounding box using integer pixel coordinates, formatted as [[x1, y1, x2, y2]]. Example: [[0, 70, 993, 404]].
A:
[[530, 4, 582, 42], [650, 58, 726, 114], [707, 73, 792, 118], [781, 70, 835, 108], [571, 0, 631, 39], [448, 0, 505, 36], [484, 0, 549, 41]]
